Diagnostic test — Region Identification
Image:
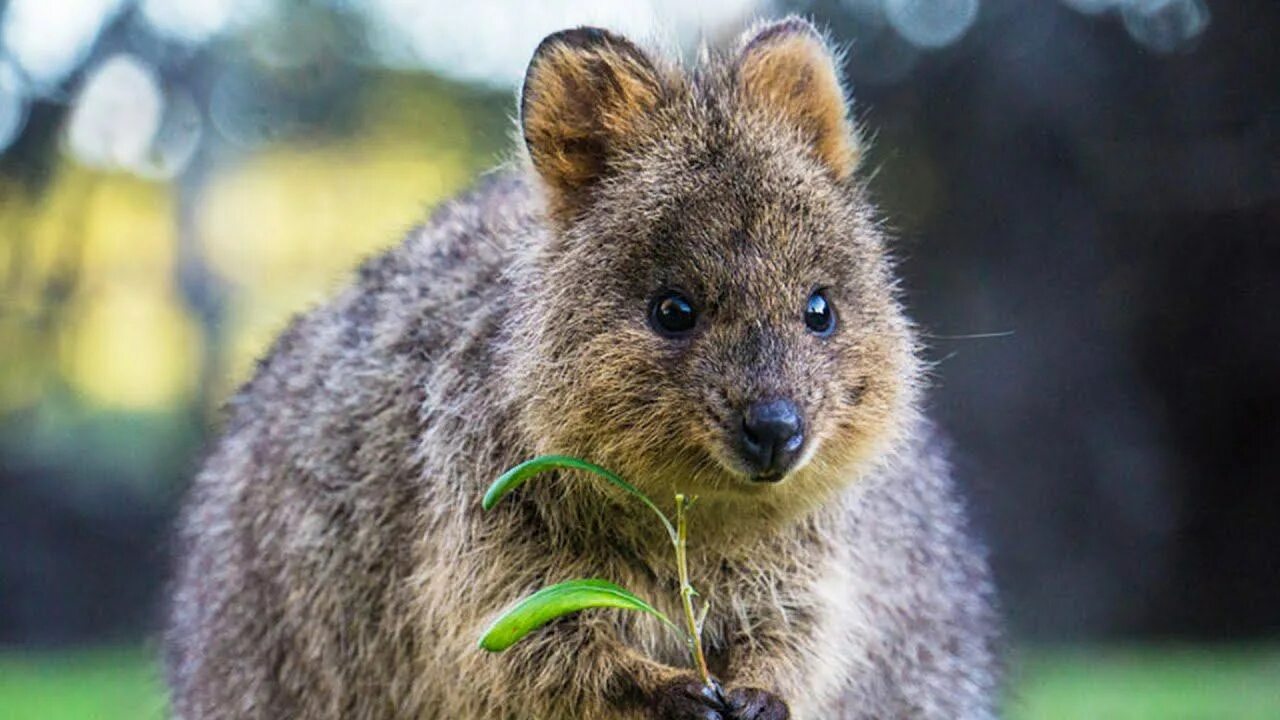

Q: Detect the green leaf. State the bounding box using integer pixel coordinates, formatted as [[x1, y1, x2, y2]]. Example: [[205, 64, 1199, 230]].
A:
[[482, 455, 676, 542], [477, 579, 682, 652]]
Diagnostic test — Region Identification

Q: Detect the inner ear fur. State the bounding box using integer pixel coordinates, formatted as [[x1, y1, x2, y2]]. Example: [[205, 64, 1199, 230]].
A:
[[735, 17, 860, 179], [520, 27, 667, 218]]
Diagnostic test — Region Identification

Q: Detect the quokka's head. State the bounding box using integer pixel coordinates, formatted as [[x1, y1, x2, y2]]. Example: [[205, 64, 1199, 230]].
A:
[[512, 17, 920, 515]]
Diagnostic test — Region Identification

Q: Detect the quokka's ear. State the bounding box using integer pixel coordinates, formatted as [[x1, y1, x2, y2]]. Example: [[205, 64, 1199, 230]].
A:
[[520, 27, 668, 218], [735, 17, 860, 179]]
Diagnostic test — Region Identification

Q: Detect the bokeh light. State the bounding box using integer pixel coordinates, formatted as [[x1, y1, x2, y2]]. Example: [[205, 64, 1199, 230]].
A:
[[64, 278, 203, 410], [139, 0, 236, 45], [1121, 0, 1210, 53], [1057, 0, 1211, 53], [884, 0, 981, 49], [1, 0, 125, 89], [66, 55, 164, 173]]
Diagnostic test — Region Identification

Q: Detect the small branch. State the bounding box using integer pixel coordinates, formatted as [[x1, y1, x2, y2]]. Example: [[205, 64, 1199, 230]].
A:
[[674, 493, 712, 687]]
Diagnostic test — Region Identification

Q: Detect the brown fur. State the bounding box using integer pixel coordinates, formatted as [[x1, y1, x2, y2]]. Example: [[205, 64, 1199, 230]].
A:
[[165, 17, 1000, 720]]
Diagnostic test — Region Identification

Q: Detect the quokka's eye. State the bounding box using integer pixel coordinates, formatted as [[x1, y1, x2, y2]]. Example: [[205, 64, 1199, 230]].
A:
[[805, 290, 836, 336], [649, 291, 698, 337]]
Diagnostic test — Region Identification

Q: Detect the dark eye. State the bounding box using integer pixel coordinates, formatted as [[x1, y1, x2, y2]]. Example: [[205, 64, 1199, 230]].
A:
[[805, 290, 836, 336], [649, 291, 698, 337]]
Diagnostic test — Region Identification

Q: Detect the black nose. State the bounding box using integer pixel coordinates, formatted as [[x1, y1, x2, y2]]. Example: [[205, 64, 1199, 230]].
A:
[[739, 399, 804, 480]]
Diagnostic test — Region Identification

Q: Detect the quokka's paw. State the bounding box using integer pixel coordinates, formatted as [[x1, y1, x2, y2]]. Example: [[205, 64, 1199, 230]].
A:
[[654, 677, 728, 720], [722, 686, 789, 720], [653, 678, 789, 720]]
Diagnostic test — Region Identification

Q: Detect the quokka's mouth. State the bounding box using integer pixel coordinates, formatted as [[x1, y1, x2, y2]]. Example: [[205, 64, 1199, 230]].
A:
[[704, 443, 808, 487], [711, 429, 824, 489]]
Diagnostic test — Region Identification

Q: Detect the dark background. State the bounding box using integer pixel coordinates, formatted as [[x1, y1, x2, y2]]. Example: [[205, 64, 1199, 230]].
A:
[[1, 0, 1277, 651]]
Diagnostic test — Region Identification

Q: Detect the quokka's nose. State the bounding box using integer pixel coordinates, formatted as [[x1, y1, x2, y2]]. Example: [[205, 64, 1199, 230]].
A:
[[739, 399, 805, 481]]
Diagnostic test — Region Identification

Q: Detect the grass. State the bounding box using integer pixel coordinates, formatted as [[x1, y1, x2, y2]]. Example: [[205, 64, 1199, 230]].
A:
[[1009, 646, 1280, 720], [0, 647, 167, 720], [1, 645, 1278, 719]]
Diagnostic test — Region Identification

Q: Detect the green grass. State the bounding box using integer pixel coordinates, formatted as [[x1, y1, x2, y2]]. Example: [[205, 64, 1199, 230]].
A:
[[1010, 646, 1280, 720], [1, 645, 1278, 719], [0, 647, 166, 720]]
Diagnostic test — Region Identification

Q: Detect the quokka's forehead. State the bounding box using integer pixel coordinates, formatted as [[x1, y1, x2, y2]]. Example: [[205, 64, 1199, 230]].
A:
[[639, 164, 868, 259], [615, 209, 870, 304], [638, 122, 863, 222]]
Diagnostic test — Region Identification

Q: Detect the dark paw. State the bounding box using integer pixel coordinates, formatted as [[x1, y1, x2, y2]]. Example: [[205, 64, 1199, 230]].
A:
[[654, 677, 728, 720], [724, 687, 789, 720], [654, 678, 789, 720]]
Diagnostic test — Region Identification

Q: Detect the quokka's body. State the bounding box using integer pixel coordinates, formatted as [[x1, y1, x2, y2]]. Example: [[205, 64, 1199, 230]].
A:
[[166, 17, 1001, 720]]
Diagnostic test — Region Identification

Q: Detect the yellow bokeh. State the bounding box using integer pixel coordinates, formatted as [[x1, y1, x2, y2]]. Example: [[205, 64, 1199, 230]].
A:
[[4, 167, 103, 314], [3, 165, 202, 411], [53, 170, 200, 410], [76, 172, 178, 295], [61, 282, 202, 410], [2, 72, 506, 411], [199, 141, 470, 288]]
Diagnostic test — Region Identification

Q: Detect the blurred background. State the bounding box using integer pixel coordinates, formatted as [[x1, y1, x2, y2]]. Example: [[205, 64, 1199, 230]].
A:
[[0, 0, 1276, 717]]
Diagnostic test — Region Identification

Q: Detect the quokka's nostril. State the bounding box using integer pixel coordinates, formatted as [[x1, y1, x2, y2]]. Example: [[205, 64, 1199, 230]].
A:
[[741, 416, 764, 448]]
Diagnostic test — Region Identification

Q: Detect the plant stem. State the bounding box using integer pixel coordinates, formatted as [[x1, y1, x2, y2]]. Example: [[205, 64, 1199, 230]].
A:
[[674, 494, 712, 687]]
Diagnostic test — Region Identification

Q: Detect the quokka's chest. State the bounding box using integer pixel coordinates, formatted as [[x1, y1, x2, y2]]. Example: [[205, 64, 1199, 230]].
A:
[[595, 551, 842, 669]]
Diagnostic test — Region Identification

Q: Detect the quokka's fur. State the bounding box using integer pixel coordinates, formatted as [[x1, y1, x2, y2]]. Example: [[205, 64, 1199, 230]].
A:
[[165, 16, 1000, 720]]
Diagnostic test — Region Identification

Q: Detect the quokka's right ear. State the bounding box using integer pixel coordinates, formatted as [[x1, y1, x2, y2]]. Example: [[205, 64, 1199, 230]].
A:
[[520, 27, 668, 221]]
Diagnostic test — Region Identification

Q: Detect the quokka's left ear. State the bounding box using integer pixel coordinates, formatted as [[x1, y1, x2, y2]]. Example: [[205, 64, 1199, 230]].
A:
[[735, 17, 861, 179]]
